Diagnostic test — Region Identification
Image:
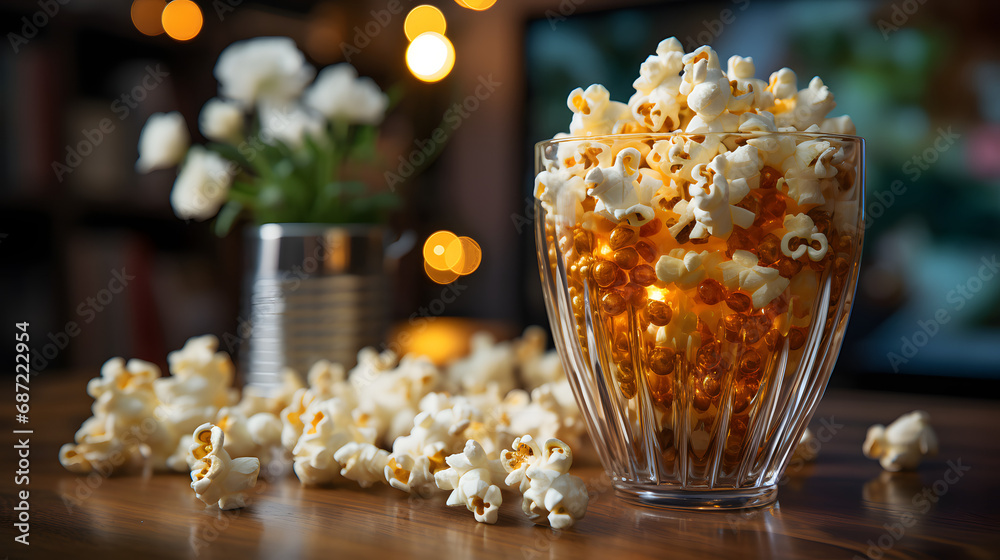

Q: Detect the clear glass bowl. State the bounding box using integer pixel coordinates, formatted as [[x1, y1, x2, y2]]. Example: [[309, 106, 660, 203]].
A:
[[534, 132, 864, 509]]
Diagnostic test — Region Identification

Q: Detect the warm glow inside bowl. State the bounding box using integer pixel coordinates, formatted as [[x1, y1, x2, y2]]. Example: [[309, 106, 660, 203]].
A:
[[534, 132, 864, 509]]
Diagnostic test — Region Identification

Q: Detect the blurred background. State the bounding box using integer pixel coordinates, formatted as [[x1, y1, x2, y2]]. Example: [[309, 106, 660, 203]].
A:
[[2, 0, 998, 395]]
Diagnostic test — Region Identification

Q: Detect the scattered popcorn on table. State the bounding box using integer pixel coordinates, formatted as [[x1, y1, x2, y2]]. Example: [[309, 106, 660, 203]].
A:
[[59, 357, 173, 473], [292, 398, 374, 486], [155, 335, 238, 437], [863, 411, 939, 472], [502, 437, 588, 530], [447, 332, 517, 396], [334, 442, 390, 488], [188, 423, 260, 510], [434, 440, 507, 524]]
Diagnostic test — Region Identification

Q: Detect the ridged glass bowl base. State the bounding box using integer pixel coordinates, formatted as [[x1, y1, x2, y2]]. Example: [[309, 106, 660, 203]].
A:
[[614, 482, 778, 510]]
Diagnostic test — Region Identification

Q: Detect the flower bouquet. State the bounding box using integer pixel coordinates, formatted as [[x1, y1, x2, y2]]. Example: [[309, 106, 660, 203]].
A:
[[136, 36, 399, 235]]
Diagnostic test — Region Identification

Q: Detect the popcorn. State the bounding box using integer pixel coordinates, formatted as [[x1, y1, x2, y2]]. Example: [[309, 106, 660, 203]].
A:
[[434, 440, 506, 524], [791, 427, 819, 462], [447, 333, 517, 396], [291, 398, 374, 486], [628, 38, 684, 132], [513, 326, 565, 391], [59, 357, 174, 473], [717, 250, 790, 308], [655, 249, 723, 289], [781, 213, 829, 261], [502, 437, 588, 530], [567, 84, 631, 136], [155, 335, 237, 437], [188, 423, 260, 510], [585, 148, 658, 227], [499, 434, 542, 493], [863, 411, 938, 472], [687, 152, 756, 240], [334, 442, 390, 488]]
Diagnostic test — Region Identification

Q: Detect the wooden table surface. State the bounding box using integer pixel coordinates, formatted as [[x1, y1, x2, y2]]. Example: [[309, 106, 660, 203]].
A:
[[3, 370, 999, 560]]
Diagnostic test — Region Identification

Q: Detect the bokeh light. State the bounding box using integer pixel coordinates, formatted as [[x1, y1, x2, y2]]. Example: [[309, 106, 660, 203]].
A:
[[405, 32, 455, 83], [162, 0, 203, 42], [131, 0, 166, 36], [423, 231, 482, 283], [404, 5, 446, 42], [456, 0, 497, 10]]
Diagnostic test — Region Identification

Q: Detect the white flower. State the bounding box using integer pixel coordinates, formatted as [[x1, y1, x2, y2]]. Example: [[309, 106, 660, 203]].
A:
[[781, 213, 829, 261], [304, 63, 389, 125], [258, 102, 325, 149], [567, 84, 630, 136], [863, 411, 938, 472], [136, 111, 189, 172], [189, 423, 260, 510], [585, 147, 658, 227], [717, 250, 790, 308], [214, 37, 315, 107], [434, 440, 505, 524], [199, 98, 244, 143], [169, 147, 234, 221]]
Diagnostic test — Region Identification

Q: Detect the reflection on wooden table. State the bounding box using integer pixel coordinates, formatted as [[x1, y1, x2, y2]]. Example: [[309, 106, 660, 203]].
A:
[[5, 370, 998, 559]]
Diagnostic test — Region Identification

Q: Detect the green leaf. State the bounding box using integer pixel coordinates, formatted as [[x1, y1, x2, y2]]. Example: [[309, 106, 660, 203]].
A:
[[214, 200, 243, 237]]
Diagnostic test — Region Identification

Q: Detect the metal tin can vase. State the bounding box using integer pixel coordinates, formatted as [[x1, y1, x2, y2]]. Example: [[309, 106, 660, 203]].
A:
[[242, 223, 407, 389]]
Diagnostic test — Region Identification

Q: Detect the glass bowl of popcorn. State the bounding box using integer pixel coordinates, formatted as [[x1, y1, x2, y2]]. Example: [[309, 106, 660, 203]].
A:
[[533, 39, 864, 509]]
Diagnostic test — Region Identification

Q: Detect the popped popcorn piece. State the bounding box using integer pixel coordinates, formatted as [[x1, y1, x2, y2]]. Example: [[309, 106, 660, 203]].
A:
[[189, 423, 260, 510], [717, 250, 790, 308], [155, 335, 237, 437], [334, 442, 390, 488], [585, 147, 658, 227], [500, 434, 542, 493], [503, 437, 588, 530], [568, 84, 631, 136], [687, 151, 756, 240], [776, 76, 837, 130], [292, 398, 374, 486], [59, 357, 174, 473], [781, 213, 829, 261], [238, 367, 305, 417], [513, 326, 566, 391], [434, 440, 506, 524], [385, 452, 437, 497], [863, 411, 939, 472], [447, 332, 517, 396], [628, 38, 684, 132], [655, 249, 723, 290], [791, 427, 819, 462]]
